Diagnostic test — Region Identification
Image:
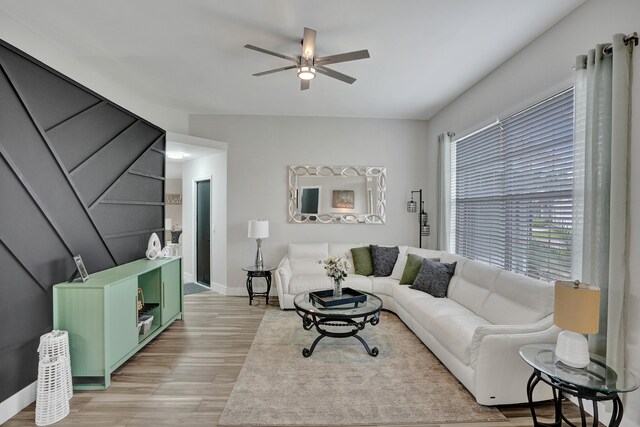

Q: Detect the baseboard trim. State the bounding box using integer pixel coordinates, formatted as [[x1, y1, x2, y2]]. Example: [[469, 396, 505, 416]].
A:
[[183, 272, 194, 283], [208, 281, 227, 295], [195, 281, 248, 297], [0, 381, 36, 424]]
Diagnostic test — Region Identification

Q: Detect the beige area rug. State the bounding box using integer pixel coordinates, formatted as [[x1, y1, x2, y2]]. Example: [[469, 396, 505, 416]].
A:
[[218, 309, 507, 426]]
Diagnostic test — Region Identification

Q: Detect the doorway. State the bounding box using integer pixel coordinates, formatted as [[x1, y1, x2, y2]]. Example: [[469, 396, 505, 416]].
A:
[[196, 179, 211, 286]]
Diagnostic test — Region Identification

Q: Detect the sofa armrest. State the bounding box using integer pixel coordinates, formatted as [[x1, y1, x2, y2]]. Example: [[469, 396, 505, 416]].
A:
[[274, 256, 292, 309], [472, 319, 561, 405], [470, 315, 554, 366]]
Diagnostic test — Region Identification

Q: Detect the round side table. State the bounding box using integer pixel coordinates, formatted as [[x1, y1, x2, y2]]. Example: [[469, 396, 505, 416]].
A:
[[519, 343, 639, 427], [241, 265, 276, 305]]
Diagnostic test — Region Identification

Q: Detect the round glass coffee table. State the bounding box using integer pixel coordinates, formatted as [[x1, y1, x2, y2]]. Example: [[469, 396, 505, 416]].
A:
[[519, 343, 639, 427], [294, 290, 382, 358]]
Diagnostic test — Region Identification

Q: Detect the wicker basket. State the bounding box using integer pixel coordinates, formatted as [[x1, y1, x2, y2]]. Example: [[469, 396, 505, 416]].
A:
[[37, 331, 72, 400], [35, 356, 70, 426]]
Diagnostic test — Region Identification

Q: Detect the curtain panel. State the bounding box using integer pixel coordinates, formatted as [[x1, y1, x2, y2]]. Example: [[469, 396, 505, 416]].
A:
[[572, 34, 633, 369], [437, 132, 452, 251]]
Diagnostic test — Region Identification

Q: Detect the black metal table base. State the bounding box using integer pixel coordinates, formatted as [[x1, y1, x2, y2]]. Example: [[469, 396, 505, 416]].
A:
[[245, 271, 271, 305], [296, 310, 380, 357], [526, 369, 624, 427]]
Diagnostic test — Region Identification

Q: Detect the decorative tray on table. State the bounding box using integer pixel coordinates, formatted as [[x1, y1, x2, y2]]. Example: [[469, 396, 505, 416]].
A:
[[309, 287, 368, 308]]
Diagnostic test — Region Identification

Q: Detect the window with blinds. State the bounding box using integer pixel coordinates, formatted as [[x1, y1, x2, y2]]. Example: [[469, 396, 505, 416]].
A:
[[451, 88, 574, 281]]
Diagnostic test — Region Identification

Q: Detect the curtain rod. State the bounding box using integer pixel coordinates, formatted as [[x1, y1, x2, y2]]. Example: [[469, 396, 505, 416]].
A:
[[603, 32, 638, 55], [624, 32, 639, 46]]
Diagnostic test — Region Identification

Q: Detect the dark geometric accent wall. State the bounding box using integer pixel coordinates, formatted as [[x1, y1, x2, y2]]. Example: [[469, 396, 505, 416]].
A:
[[0, 40, 166, 403]]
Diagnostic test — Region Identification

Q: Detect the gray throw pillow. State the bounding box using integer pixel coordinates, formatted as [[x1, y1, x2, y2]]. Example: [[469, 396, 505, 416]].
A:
[[370, 245, 400, 277], [410, 259, 457, 298]]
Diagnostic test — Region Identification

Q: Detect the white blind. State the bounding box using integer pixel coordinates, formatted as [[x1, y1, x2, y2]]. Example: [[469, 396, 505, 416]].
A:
[[451, 88, 574, 280]]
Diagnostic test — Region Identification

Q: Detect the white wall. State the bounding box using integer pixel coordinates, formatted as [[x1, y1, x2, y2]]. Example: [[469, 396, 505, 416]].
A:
[[0, 11, 188, 133], [188, 115, 432, 292], [427, 0, 640, 424], [181, 152, 228, 291]]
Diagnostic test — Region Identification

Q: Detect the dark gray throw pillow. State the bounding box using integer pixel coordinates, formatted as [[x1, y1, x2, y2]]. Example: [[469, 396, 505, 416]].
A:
[[410, 259, 457, 298], [370, 245, 400, 277]]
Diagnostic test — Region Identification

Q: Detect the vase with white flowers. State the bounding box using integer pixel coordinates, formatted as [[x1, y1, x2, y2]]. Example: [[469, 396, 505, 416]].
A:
[[318, 255, 350, 298]]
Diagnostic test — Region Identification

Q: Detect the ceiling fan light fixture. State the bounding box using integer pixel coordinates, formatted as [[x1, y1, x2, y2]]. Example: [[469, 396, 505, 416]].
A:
[[297, 65, 316, 80]]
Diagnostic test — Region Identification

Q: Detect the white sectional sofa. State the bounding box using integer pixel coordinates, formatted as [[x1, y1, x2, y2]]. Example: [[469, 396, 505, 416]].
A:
[[274, 243, 560, 405]]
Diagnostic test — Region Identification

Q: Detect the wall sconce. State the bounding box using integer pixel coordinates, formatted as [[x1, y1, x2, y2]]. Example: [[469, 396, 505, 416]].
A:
[[408, 190, 430, 248]]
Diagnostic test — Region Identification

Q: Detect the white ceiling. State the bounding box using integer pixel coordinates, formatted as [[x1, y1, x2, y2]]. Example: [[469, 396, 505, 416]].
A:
[[165, 141, 220, 178], [0, 0, 584, 120], [166, 141, 221, 163]]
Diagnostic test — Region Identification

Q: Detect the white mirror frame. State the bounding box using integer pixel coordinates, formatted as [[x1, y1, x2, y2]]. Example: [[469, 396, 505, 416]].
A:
[[288, 165, 386, 224]]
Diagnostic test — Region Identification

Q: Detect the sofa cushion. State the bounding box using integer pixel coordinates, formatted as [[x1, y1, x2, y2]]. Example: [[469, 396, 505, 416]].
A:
[[289, 275, 332, 294], [290, 258, 326, 275], [329, 243, 363, 274], [371, 277, 397, 296], [370, 245, 399, 277], [400, 254, 425, 284], [393, 285, 432, 309], [389, 246, 409, 280], [408, 247, 444, 259], [342, 275, 373, 293], [430, 314, 491, 365], [405, 297, 476, 331], [479, 270, 554, 325], [447, 258, 501, 315], [411, 259, 456, 298], [439, 252, 468, 271], [351, 247, 374, 276]]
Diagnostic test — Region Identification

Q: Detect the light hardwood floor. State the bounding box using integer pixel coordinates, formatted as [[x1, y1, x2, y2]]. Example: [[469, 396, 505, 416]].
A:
[[7, 292, 601, 426]]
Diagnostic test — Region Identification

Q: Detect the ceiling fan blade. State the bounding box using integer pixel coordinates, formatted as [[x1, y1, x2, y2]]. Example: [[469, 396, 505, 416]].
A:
[[301, 27, 317, 60], [315, 65, 356, 84], [301, 80, 310, 91], [315, 49, 370, 65], [253, 65, 297, 76], [244, 44, 296, 62]]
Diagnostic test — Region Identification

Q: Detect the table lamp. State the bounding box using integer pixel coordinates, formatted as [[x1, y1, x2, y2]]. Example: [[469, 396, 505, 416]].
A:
[[554, 280, 600, 368], [248, 220, 269, 269], [165, 218, 172, 244]]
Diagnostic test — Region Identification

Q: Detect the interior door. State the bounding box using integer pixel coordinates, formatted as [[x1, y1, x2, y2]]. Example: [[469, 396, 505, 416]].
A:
[[196, 179, 211, 286]]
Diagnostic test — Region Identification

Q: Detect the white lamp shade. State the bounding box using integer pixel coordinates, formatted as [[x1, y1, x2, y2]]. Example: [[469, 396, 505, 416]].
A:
[[165, 218, 172, 231], [248, 220, 269, 239]]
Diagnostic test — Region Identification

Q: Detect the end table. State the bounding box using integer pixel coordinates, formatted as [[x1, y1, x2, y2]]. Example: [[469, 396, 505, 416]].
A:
[[241, 265, 276, 305], [519, 343, 639, 427]]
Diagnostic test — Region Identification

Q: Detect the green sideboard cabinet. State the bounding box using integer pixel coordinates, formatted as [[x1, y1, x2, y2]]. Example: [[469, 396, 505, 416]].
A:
[[53, 257, 183, 390]]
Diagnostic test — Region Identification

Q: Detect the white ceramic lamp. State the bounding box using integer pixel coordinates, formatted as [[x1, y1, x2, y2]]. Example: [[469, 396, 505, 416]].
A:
[[248, 220, 269, 269], [554, 280, 600, 368], [165, 218, 172, 245]]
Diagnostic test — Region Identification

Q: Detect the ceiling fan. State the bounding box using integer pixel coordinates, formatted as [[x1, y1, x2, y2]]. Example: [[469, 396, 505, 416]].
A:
[[244, 27, 370, 90]]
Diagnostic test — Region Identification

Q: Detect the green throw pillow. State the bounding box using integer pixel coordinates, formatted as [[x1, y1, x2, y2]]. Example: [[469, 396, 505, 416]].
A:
[[351, 246, 374, 276], [400, 254, 425, 284]]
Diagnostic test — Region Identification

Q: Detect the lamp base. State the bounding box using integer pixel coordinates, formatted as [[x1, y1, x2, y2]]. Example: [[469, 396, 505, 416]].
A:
[[255, 238, 264, 269], [555, 330, 590, 368]]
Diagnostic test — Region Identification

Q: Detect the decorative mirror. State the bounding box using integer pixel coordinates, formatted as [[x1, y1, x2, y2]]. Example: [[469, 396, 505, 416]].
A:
[[288, 165, 386, 224]]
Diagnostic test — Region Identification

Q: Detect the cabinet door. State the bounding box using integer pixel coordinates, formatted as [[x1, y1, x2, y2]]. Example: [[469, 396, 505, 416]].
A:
[[161, 260, 182, 324], [108, 278, 139, 368]]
